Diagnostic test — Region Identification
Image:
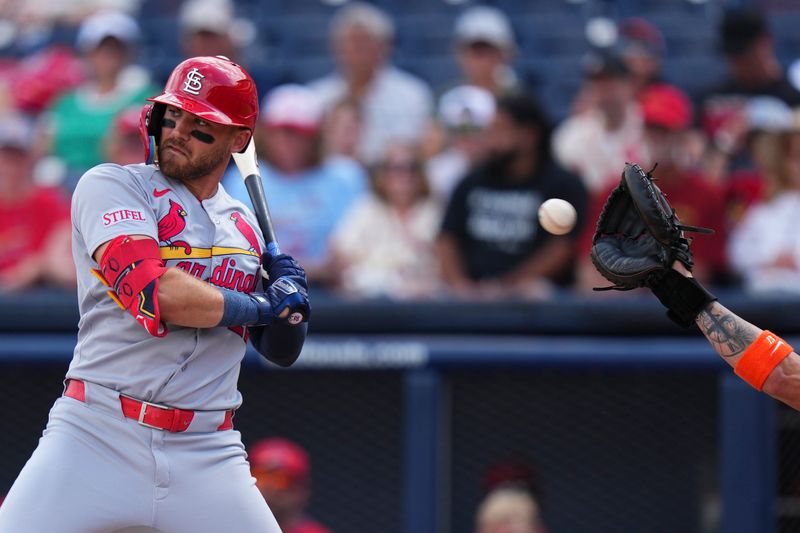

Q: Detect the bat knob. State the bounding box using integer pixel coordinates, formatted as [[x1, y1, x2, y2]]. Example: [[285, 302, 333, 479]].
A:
[[288, 312, 304, 326]]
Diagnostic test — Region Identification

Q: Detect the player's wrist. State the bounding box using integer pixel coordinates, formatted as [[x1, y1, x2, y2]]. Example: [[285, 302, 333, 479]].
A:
[[735, 331, 793, 390], [218, 289, 273, 327], [649, 270, 717, 328]]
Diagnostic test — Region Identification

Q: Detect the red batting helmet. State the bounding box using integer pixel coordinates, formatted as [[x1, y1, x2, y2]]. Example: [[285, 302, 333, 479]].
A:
[[140, 55, 258, 163]]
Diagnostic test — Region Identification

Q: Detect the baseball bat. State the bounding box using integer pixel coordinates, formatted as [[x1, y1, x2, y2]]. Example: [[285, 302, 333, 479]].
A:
[[231, 139, 305, 325]]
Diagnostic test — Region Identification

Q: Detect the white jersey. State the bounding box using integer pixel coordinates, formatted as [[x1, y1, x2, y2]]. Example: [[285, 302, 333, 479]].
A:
[[67, 163, 265, 410]]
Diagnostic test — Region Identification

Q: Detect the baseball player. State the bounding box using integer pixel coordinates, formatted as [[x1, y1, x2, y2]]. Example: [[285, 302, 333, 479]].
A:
[[592, 163, 800, 411], [0, 56, 309, 532]]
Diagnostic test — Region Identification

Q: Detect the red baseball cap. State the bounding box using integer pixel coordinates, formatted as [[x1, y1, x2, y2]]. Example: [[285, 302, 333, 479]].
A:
[[249, 438, 310, 488], [640, 83, 693, 131]]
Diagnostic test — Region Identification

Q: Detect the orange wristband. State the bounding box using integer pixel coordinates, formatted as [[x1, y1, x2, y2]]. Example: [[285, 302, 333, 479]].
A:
[[734, 330, 793, 390]]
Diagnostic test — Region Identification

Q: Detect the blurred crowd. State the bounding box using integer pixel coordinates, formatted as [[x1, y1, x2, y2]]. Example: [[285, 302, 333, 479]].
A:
[[1, 0, 800, 300]]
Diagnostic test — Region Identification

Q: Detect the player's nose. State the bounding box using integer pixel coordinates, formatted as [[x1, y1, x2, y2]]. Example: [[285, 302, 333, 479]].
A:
[[167, 115, 194, 141]]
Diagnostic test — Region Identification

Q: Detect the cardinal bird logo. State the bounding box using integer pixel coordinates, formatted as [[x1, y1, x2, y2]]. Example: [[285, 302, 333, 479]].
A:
[[230, 211, 261, 256], [158, 199, 192, 254]]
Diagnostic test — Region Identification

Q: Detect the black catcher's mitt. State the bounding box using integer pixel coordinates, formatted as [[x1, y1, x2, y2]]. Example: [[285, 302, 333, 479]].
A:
[[590, 163, 717, 327]]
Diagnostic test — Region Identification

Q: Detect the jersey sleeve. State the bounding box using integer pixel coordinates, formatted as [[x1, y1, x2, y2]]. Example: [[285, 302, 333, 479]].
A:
[[72, 163, 158, 258]]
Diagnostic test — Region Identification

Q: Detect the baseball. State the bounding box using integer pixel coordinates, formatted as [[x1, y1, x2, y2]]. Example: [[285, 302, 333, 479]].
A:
[[538, 198, 577, 235]]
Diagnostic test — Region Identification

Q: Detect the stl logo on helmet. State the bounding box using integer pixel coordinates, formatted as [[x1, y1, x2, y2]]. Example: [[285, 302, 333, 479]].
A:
[[182, 68, 204, 95]]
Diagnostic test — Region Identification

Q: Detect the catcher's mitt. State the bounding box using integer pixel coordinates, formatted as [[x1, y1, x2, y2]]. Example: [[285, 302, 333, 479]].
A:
[[590, 163, 717, 327]]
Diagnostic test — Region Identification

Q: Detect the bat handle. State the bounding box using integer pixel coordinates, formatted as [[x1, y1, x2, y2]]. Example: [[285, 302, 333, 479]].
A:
[[263, 243, 306, 326], [265, 241, 281, 258]]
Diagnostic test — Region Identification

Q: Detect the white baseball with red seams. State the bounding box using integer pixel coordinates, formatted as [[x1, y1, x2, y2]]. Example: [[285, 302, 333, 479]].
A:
[[538, 198, 577, 235]]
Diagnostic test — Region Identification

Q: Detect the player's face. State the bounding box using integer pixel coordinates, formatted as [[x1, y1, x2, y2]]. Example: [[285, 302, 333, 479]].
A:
[[158, 106, 236, 182]]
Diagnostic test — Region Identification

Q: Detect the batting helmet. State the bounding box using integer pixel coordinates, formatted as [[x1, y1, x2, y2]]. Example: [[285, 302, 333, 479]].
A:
[[140, 55, 259, 163]]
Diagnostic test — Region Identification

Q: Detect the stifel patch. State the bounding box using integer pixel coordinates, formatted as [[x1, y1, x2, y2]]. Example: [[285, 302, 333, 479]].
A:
[[102, 208, 147, 227]]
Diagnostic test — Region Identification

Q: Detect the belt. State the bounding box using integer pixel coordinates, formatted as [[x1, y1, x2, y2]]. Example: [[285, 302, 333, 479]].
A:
[[64, 379, 233, 432]]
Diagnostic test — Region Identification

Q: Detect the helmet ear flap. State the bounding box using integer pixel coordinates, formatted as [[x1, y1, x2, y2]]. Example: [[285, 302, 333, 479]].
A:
[[139, 103, 166, 164]]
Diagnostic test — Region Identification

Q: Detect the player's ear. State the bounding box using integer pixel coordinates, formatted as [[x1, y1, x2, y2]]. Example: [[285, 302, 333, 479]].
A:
[[231, 128, 252, 154]]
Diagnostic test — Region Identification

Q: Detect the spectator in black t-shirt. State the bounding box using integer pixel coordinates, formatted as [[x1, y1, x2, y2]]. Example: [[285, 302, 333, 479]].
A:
[[436, 93, 587, 299]]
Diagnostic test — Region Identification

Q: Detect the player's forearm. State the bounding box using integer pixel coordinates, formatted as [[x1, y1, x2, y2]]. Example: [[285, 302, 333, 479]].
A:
[[249, 322, 307, 367], [501, 239, 572, 284], [695, 301, 761, 368], [158, 268, 224, 327], [436, 235, 472, 288], [696, 301, 800, 409]]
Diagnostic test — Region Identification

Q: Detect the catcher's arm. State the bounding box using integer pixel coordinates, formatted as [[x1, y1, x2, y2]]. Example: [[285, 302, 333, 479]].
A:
[[591, 163, 800, 410], [696, 300, 800, 410], [671, 263, 800, 410]]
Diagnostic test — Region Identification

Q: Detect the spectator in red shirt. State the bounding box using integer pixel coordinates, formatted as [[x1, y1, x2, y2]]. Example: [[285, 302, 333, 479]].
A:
[[249, 438, 332, 533], [0, 113, 74, 291], [577, 84, 729, 290]]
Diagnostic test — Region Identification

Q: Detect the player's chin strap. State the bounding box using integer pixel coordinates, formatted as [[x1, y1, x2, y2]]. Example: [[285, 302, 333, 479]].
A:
[[92, 235, 168, 337], [139, 103, 166, 165]]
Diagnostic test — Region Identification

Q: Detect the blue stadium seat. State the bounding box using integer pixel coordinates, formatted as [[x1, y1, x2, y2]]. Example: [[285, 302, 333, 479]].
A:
[[489, 0, 586, 18], [394, 14, 455, 62], [662, 56, 728, 98], [767, 12, 800, 64], [397, 55, 460, 91], [284, 56, 335, 84], [263, 15, 331, 60], [374, 0, 458, 16]]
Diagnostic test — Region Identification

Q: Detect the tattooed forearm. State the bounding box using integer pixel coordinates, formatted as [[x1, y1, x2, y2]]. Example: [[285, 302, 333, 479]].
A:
[[695, 302, 760, 358]]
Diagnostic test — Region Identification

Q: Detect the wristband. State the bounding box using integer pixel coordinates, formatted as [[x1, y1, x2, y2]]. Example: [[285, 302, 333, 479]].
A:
[[218, 289, 261, 327], [734, 330, 793, 390]]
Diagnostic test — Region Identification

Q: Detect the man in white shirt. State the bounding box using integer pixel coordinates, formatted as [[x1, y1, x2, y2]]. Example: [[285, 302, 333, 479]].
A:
[[309, 2, 433, 164], [552, 51, 647, 195]]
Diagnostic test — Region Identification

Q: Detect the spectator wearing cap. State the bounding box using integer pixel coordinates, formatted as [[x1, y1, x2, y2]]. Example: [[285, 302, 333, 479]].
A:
[[248, 438, 331, 533], [0, 113, 74, 291], [451, 6, 521, 97], [329, 141, 443, 299], [700, 8, 800, 169], [552, 50, 646, 195], [576, 84, 728, 289], [179, 0, 239, 62], [309, 2, 434, 165], [222, 84, 368, 288], [728, 104, 800, 293], [723, 97, 794, 226], [437, 93, 587, 298], [426, 85, 496, 203], [618, 17, 666, 96], [39, 10, 157, 191]]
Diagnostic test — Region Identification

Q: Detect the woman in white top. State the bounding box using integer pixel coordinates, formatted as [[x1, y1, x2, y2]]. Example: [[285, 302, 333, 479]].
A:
[[729, 119, 800, 293], [330, 143, 443, 299]]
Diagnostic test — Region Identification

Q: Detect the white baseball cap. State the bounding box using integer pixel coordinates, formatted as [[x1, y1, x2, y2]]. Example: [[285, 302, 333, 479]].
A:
[[454, 6, 515, 51], [438, 85, 496, 131], [76, 10, 141, 52], [261, 84, 325, 134], [746, 96, 795, 132], [180, 0, 234, 36]]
